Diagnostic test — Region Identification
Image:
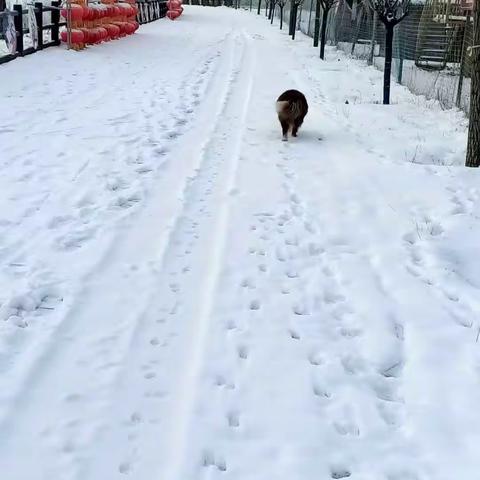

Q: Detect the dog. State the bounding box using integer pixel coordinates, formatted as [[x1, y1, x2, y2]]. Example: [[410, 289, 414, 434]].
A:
[[276, 89, 308, 141]]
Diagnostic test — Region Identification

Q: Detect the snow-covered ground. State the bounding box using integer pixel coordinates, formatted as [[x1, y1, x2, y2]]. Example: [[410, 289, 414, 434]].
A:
[[1, 6, 480, 480]]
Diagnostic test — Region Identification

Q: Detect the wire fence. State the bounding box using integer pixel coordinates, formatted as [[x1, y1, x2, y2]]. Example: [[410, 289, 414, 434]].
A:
[[239, 0, 475, 114]]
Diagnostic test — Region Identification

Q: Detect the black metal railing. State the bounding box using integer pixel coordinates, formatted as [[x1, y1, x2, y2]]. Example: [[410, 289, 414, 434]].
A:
[[137, 0, 167, 24], [0, 1, 65, 65]]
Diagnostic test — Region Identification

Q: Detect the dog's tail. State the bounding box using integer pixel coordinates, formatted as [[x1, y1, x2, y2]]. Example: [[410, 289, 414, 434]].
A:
[[276, 100, 304, 119], [276, 100, 290, 115]]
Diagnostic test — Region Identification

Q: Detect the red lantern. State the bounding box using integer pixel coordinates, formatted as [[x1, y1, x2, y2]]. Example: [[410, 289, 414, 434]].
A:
[[105, 23, 120, 38], [61, 4, 84, 21], [84, 28, 94, 44], [94, 28, 102, 42], [79, 27, 90, 43], [60, 28, 85, 44], [97, 26, 108, 41], [117, 3, 128, 15], [86, 28, 99, 44], [166, 0, 181, 10], [166, 9, 180, 20], [112, 21, 127, 36]]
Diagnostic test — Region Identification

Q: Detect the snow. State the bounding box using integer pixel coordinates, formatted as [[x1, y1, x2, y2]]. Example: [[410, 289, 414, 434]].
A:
[[1, 6, 480, 480]]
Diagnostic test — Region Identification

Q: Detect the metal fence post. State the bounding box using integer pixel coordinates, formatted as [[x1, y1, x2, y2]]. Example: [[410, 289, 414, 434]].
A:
[[397, 20, 404, 84], [51, 0, 60, 44], [456, 10, 471, 109], [368, 10, 377, 65], [13, 4, 24, 55], [34, 2, 43, 50]]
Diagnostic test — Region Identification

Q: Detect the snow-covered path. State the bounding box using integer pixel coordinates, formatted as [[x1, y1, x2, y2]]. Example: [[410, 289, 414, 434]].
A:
[[1, 6, 480, 480]]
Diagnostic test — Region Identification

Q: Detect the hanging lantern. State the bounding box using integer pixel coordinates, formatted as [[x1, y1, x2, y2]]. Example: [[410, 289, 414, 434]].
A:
[[112, 21, 128, 36], [60, 28, 85, 44], [166, 9, 180, 19], [166, 0, 181, 10], [61, 4, 84, 21], [97, 26, 108, 41], [105, 23, 120, 38]]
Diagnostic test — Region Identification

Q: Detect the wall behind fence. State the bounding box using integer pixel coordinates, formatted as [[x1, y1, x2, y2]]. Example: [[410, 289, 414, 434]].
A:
[[326, 0, 473, 113], [241, 0, 474, 114]]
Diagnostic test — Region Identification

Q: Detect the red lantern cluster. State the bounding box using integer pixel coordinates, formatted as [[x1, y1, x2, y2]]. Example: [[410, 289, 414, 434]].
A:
[[61, 0, 139, 50], [166, 0, 183, 20]]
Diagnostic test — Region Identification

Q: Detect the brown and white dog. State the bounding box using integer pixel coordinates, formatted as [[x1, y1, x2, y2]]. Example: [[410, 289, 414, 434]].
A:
[[276, 89, 308, 141]]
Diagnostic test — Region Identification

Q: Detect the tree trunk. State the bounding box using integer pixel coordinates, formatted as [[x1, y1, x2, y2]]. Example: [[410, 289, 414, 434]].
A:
[[292, 4, 298, 38], [313, 0, 321, 47], [319, 6, 329, 59], [368, 10, 377, 65], [307, 0, 314, 36], [271, 1, 275, 23], [280, 5, 284, 28], [257, 0, 261, 15], [289, 2, 294, 35], [383, 23, 394, 105], [466, 2, 480, 167]]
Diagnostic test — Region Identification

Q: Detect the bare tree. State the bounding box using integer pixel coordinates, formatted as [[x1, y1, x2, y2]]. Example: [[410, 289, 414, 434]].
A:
[[268, 0, 275, 19], [289, 0, 304, 38], [466, 2, 480, 167], [371, 0, 410, 104], [277, 0, 287, 29], [318, 0, 337, 59]]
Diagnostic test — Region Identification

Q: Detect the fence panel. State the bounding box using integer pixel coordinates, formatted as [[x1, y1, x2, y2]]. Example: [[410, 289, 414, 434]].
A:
[[242, 0, 474, 114], [137, 0, 168, 24], [0, 1, 63, 65]]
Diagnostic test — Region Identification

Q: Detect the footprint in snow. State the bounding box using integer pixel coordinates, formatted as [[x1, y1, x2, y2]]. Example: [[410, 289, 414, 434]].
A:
[[227, 411, 240, 428], [249, 299, 261, 311], [331, 468, 351, 479], [118, 462, 131, 475], [289, 329, 301, 340], [237, 345, 249, 360], [202, 450, 227, 471]]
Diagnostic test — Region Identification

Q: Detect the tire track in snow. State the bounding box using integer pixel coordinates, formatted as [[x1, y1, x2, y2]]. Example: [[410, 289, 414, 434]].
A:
[[0, 45, 222, 435], [64, 29, 256, 480], [162, 30, 256, 480], [0, 30, 244, 480]]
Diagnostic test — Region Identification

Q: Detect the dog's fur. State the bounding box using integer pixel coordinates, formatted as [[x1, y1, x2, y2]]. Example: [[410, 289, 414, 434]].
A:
[[276, 89, 308, 141]]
